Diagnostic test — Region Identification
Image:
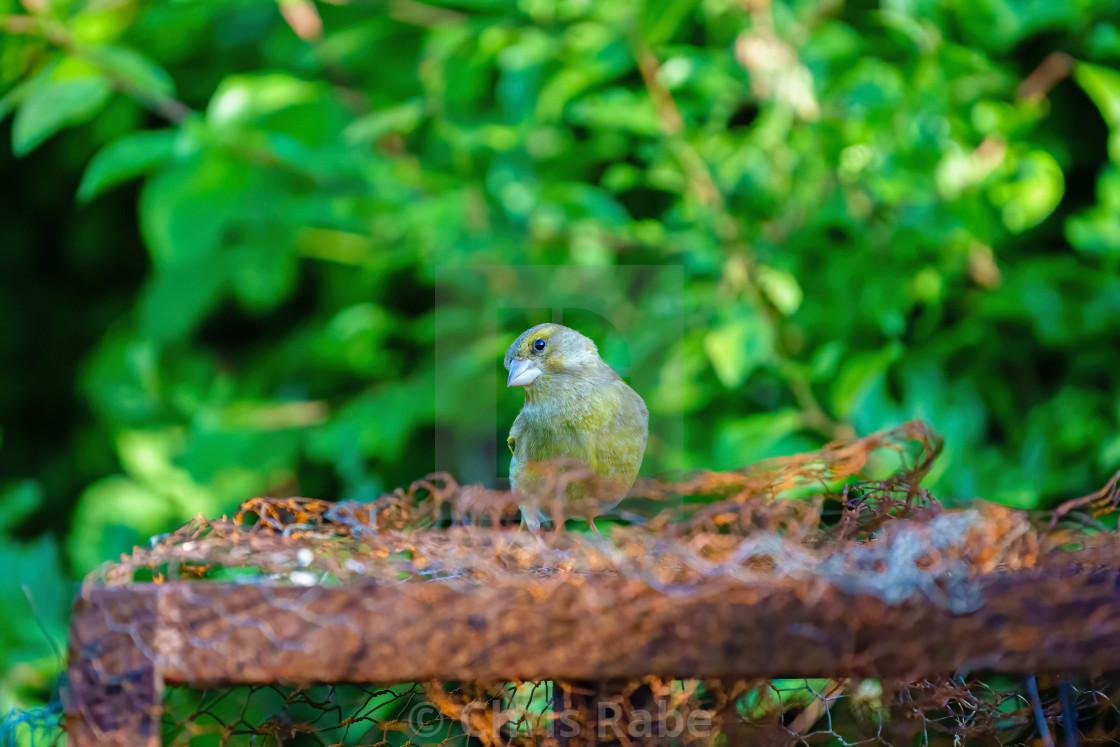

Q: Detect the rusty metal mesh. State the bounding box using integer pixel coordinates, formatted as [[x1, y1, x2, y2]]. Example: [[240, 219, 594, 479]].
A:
[[156, 675, 1120, 745], [93, 421, 1090, 592], [73, 420, 1120, 745]]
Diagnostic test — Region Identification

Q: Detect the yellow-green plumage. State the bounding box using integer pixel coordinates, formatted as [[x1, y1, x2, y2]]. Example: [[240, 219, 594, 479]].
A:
[[503, 323, 648, 527]]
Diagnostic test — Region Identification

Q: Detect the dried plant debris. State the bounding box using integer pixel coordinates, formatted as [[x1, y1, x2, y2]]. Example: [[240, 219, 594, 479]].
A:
[[92, 421, 1101, 599]]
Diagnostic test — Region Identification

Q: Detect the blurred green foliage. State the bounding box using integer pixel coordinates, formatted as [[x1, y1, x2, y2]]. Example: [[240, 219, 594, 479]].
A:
[[3, 0, 1120, 737]]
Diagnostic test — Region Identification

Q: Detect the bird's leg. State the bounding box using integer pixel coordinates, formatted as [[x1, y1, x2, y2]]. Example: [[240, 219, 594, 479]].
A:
[[520, 504, 545, 532], [531, 528, 547, 551], [588, 518, 601, 537]]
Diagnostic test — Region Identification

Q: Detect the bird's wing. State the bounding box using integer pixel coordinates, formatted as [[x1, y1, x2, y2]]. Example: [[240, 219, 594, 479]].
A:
[[587, 379, 648, 489], [508, 445, 520, 493], [507, 410, 540, 494]]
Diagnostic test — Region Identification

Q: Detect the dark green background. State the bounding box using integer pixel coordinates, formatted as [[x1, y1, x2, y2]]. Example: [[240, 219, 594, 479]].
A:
[[2, 0, 1120, 735]]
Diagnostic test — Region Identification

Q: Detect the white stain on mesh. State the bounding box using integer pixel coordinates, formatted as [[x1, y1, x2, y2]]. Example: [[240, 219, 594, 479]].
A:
[[708, 512, 985, 613], [819, 512, 984, 613]]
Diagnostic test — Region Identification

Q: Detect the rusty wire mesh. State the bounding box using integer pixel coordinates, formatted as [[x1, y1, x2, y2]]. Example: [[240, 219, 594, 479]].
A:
[[154, 675, 1120, 746], [70, 420, 1120, 746]]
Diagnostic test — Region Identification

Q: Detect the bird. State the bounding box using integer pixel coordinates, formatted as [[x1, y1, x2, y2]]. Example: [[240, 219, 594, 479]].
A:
[[504, 323, 649, 533]]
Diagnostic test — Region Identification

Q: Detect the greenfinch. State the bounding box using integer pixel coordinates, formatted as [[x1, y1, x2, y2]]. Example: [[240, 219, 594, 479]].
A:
[[504, 323, 649, 532]]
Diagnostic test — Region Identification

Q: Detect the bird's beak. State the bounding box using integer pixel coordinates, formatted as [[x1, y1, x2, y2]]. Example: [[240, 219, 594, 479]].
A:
[[507, 358, 542, 387]]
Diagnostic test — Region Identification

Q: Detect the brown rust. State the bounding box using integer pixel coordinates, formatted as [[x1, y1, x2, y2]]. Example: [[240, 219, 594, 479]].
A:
[[66, 587, 162, 747], [68, 550, 1120, 693]]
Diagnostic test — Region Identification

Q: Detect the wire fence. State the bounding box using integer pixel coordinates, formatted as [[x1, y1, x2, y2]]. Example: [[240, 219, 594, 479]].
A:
[[152, 675, 1120, 746]]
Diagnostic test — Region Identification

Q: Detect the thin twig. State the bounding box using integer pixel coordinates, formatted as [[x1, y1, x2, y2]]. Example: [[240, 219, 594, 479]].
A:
[[1050, 470, 1120, 527]]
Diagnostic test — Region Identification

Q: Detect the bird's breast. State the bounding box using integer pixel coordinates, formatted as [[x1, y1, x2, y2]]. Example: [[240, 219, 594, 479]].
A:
[[512, 402, 586, 459]]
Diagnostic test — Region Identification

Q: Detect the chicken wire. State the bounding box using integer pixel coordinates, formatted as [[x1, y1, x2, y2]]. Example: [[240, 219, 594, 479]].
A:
[[66, 421, 1120, 746], [156, 675, 1120, 746]]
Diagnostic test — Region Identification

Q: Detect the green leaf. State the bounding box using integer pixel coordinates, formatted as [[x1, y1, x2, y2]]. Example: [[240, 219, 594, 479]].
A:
[[568, 88, 662, 136], [1075, 62, 1120, 124], [0, 481, 44, 535], [139, 259, 227, 341], [81, 332, 162, 426], [86, 45, 176, 100], [344, 98, 425, 143], [989, 149, 1064, 233], [306, 376, 433, 464], [0, 535, 68, 667], [703, 312, 774, 389], [12, 62, 112, 156], [756, 266, 804, 316], [714, 409, 810, 469], [1075, 61, 1120, 162], [67, 475, 180, 574], [0, 78, 34, 124], [227, 230, 299, 311], [78, 129, 178, 202], [640, 0, 695, 46], [1066, 167, 1120, 256], [178, 427, 301, 484], [139, 153, 254, 268], [831, 344, 902, 418], [207, 73, 321, 130]]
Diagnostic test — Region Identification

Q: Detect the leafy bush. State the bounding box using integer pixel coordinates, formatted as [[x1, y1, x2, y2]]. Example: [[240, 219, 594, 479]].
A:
[[2, 0, 1120, 734]]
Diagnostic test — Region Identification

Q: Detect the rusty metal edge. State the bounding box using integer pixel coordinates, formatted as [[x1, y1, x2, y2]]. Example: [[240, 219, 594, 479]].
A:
[[63, 555, 1120, 697]]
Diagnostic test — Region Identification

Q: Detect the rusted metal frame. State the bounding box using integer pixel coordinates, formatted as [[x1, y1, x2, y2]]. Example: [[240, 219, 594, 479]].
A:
[[66, 561, 1120, 745], [66, 587, 163, 747]]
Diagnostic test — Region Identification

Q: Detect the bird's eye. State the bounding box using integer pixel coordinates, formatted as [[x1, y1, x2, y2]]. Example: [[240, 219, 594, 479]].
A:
[[533, 338, 546, 351]]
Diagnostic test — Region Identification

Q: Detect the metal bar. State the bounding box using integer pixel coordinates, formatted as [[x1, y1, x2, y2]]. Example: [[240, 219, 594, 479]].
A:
[[66, 587, 163, 747], [68, 560, 1120, 692]]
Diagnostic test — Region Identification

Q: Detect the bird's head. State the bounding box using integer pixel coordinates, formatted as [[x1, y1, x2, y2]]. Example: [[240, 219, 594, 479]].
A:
[[503, 323, 602, 388]]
